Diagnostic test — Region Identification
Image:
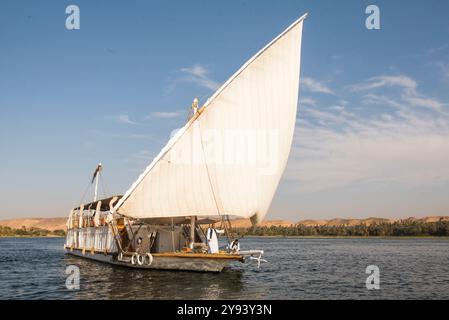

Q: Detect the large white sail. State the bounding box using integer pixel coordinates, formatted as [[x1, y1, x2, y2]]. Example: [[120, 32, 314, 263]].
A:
[[114, 14, 306, 224]]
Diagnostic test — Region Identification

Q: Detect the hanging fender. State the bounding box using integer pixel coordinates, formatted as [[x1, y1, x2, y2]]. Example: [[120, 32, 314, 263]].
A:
[[131, 252, 139, 265], [137, 253, 145, 266], [145, 253, 153, 266]]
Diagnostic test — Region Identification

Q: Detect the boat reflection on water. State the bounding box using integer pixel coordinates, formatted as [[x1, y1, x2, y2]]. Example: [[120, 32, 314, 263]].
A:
[[64, 255, 246, 299]]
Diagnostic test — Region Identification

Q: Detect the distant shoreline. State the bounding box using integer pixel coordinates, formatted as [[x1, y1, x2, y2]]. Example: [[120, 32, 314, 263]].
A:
[[2, 235, 449, 240], [2, 216, 449, 238], [240, 235, 449, 239], [0, 225, 66, 238], [0, 235, 64, 238]]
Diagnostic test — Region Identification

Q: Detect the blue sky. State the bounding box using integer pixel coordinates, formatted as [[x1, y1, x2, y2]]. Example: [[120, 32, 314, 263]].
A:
[[1, 0, 448, 220]]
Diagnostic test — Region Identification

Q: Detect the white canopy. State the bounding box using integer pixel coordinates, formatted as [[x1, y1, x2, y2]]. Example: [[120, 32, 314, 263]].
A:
[[114, 14, 307, 224]]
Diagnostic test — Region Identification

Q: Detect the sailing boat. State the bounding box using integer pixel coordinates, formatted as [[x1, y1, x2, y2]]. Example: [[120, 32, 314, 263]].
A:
[[64, 14, 307, 272]]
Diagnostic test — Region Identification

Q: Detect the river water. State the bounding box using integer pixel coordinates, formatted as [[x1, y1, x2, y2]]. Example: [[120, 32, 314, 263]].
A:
[[0, 237, 448, 299]]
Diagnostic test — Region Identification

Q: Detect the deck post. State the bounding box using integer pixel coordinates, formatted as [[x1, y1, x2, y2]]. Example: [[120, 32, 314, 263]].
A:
[[171, 217, 175, 252], [190, 216, 195, 249]]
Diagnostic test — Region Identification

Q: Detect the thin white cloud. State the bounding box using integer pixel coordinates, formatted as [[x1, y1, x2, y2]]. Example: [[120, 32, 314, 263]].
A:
[[179, 64, 220, 91], [118, 114, 139, 125], [435, 59, 449, 80], [287, 75, 449, 194], [299, 97, 317, 106], [303, 108, 349, 125], [328, 105, 345, 112], [353, 74, 445, 112], [350, 75, 417, 92], [362, 93, 406, 109], [289, 110, 449, 193], [425, 44, 449, 57], [92, 130, 154, 140], [125, 149, 155, 163], [302, 77, 334, 94], [331, 54, 345, 60], [150, 111, 182, 119], [123, 150, 158, 173], [105, 114, 140, 125], [180, 65, 209, 78], [402, 94, 443, 111]]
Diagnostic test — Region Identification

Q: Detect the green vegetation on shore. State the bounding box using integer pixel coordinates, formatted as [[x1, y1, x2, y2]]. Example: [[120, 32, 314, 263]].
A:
[[0, 225, 66, 237], [3, 219, 449, 238], [233, 219, 449, 237]]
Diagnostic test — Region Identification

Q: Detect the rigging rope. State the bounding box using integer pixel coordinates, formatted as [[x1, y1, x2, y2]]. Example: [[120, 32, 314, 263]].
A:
[[197, 119, 232, 245], [78, 169, 112, 206], [78, 179, 93, 206], [99, 172, 110, 199]]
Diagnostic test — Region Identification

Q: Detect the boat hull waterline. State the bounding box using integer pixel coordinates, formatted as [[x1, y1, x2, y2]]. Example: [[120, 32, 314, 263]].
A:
[[65, 247, 243, 272]]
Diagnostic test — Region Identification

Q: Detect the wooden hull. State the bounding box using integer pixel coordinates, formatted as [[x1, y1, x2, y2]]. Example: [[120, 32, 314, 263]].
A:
[[65, 248, 243, 273]]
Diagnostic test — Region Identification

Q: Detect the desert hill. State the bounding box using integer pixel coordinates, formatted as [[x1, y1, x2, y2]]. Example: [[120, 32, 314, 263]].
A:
[[0, 217, 67, 231], [1, 216, 448, 231], [230, 219, 294, 228]]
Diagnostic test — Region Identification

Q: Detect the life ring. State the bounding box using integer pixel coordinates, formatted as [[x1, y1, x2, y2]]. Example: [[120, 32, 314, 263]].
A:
[[137, 254, 145, 266], [131, 252, 139, 265], [145, 253, 153, 266]]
